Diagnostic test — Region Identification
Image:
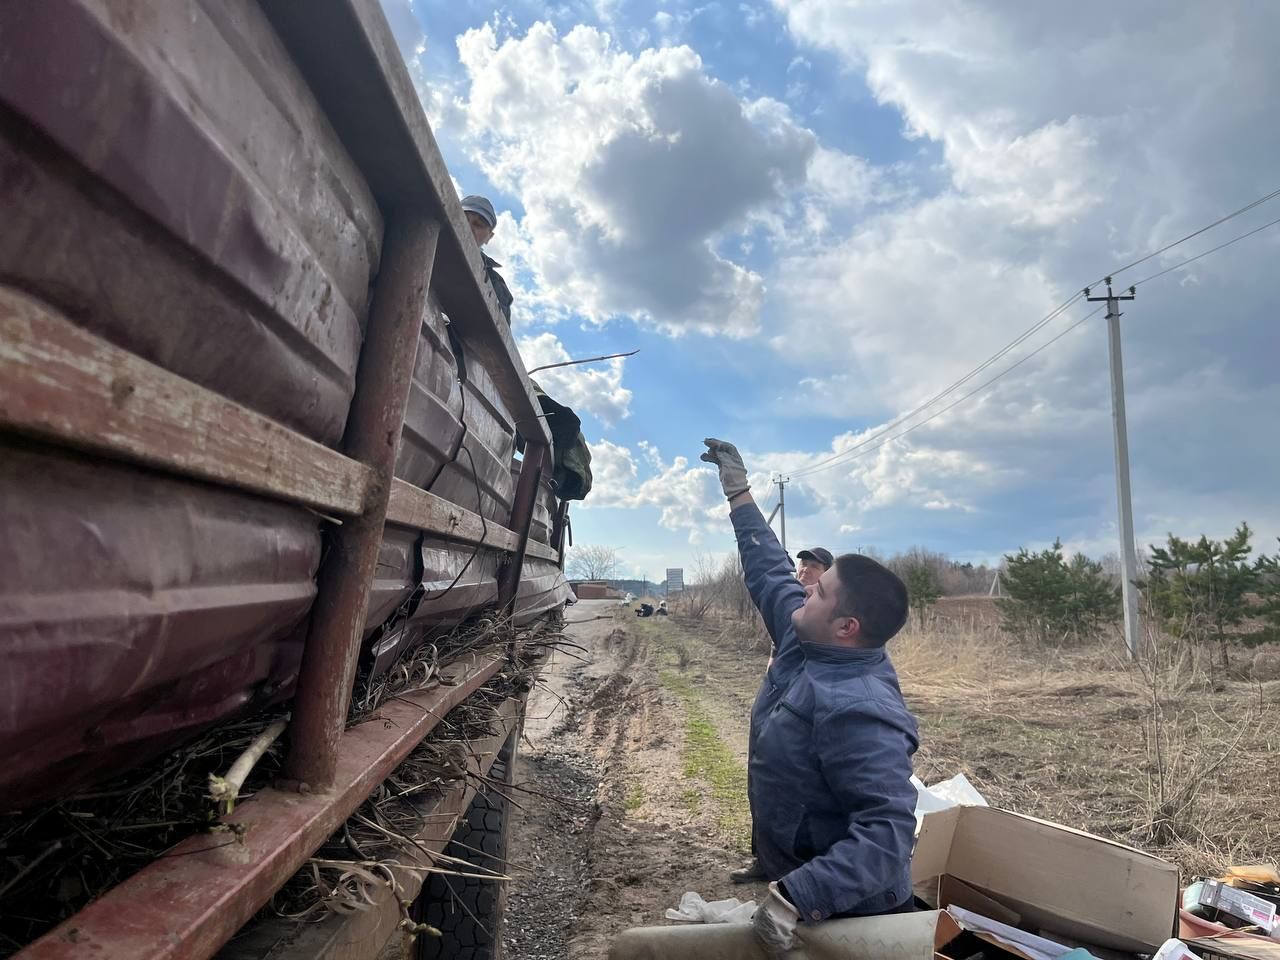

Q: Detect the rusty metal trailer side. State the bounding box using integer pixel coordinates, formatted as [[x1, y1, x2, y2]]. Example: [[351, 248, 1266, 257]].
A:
[[0, 0, 568, 956]]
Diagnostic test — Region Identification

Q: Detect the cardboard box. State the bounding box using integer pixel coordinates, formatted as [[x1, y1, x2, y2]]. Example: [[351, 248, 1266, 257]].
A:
[[912, 805, 1180, 953], [610, 806, 1179, 960]]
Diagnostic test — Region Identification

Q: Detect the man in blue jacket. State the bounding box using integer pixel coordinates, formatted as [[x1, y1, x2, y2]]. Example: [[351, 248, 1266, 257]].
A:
[[700, 438, 920, 957]]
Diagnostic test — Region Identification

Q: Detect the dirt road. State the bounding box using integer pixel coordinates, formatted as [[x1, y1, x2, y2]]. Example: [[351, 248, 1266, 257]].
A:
[[502, 601, 769, 959]]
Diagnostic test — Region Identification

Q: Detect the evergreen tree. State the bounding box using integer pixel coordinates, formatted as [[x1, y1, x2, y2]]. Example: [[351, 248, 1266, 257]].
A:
[[1146, 523, 1256, 670], [1256, 539, 1280, 640], [901, 560, 942, 629], [998, 539, 1121, 644]]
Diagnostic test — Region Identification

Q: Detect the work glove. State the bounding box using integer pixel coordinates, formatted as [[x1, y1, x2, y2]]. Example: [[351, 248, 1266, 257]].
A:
[[700, 438, 750, 500], [752, 881, 800, 958]]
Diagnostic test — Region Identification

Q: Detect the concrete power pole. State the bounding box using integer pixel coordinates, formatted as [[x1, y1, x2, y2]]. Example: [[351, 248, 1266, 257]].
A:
[[1086, 278, 1141, 660]]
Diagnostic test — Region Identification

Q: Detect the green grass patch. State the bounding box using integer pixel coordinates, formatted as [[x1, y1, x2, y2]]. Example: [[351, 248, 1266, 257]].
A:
[[624, 783, 645, 812], [659, 669, 752, 851], [660, 668, 696, 698], [680, 787, 703, 814]]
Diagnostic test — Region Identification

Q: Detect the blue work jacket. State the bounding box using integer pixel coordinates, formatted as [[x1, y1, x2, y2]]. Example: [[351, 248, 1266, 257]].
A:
[[732, 501, 919, 923]]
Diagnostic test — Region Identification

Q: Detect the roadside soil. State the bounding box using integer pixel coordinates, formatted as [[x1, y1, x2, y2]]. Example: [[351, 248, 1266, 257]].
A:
[[502, 601, 1280, 959], [502, 601, 768, 959]]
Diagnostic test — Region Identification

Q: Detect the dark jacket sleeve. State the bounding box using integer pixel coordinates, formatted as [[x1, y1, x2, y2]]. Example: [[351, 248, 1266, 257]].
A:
[[482, 254, 513, 322], [780, 693, 918, 921], [730, 501, 804, 653]]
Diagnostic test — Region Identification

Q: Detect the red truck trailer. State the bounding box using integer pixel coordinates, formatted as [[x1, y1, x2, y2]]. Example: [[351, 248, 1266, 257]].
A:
[[0, 1, 581, 956]]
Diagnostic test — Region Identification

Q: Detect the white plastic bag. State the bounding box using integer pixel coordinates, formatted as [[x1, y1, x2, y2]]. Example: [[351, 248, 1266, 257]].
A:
[[913, 772, 988, 829], [1152, 939, 1203, 960], [665, 891, 758, 924]]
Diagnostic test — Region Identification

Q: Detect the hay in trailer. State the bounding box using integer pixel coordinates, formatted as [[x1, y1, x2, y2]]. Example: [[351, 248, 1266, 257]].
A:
[[268, 615, 583, 943], [0, 712, 288, 954], [0, 613, 573, 956], [268, 685, 512, 940]]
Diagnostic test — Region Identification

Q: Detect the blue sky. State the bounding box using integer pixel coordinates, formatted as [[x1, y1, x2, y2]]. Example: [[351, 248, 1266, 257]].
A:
[[382, 0, 1280, 583]]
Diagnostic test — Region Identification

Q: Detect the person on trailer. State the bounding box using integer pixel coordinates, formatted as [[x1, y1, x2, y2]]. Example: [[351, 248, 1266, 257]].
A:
[[460, 194, 513, 324]]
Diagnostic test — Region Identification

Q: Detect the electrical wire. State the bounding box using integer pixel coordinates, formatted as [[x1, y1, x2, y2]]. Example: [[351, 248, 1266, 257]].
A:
[[419, 441, 488, 603], [759, 487, 777, 516], [789, 291, 1086, 479], [1131, 213, 1280, 288], [792, 306, 1105, 478], [376, 343, 493, 651], [1094, 185, 1280, 288], [789, 188, 1280, 481]]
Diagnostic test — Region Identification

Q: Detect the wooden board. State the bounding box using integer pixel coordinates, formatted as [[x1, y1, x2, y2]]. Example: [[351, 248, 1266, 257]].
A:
[[0, 287, 372, 516], [386, 478, 561, 561]]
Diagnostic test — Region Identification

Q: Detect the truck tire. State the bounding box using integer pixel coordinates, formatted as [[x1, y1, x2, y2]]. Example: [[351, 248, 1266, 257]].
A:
[[414, 728, 517, 960]]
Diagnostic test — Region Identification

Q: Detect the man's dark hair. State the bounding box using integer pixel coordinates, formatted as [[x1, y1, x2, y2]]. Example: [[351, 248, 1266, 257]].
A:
[[831, 554, 909, 645]]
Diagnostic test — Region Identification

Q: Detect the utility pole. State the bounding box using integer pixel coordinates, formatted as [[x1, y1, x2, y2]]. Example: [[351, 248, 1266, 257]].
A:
[[776, 475, 788, 553], [1086, 278, 1141, 660]]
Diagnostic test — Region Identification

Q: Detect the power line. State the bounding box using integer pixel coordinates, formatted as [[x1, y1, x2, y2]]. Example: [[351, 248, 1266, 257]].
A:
[[1096, 184, 1280, 287], [792, 306, 1105, 478], [1132, 213, 1280, 288], [759, 487, 777, 515], [790, 290, 1086, 478], [790, 188, 1280, 481]]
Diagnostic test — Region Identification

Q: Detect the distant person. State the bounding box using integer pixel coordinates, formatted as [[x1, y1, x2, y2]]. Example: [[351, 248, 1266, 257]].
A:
[[701, 438, 919, 958], [732, 543, 834, 883], [796, 547, 832, 587], [460, 195, 513, 324]]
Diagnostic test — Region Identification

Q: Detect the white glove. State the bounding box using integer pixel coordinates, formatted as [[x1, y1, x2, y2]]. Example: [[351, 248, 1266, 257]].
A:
[[752, 881, 800, 958]]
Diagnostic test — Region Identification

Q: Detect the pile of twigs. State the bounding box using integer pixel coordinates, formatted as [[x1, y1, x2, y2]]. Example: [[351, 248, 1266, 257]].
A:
[[270, 615, 586, 941], [348, 610, 579, 723], [0, 712, 288, 955], [350, 615, 507, 724], [0, 613, 581, 956], [271, 684, 514, 942]]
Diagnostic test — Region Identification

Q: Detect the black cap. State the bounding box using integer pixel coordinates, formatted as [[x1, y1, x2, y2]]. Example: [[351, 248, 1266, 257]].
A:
[[796, 547, 833, 568]]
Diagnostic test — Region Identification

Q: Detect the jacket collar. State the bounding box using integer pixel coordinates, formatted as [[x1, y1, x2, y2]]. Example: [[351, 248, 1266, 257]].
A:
[[799, 641, 886, 665]]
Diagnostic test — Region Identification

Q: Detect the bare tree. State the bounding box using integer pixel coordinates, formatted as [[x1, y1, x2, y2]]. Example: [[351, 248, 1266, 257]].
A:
[[566, 544, 620, 581], [680, 551, 724, 619]]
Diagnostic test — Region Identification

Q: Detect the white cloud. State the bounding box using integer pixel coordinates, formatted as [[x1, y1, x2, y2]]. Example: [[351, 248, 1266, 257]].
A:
[[578, 439, 727, 541], [388, 0, 1280, 562], [517, 332, 633, 425], [758, 0, 1280, 552], [452, 22, 818, 336], [585, 438, 639, 501], [580, 431, 1000, 547]]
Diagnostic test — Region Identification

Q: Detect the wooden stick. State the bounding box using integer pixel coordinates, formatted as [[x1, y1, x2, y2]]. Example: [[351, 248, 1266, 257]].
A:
[[208, 717, 290, 816]]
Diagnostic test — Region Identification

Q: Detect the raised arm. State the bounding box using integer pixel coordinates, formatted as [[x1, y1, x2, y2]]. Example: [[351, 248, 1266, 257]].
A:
[[702, 439, 804, 650], [731, 498, 805, 650]]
